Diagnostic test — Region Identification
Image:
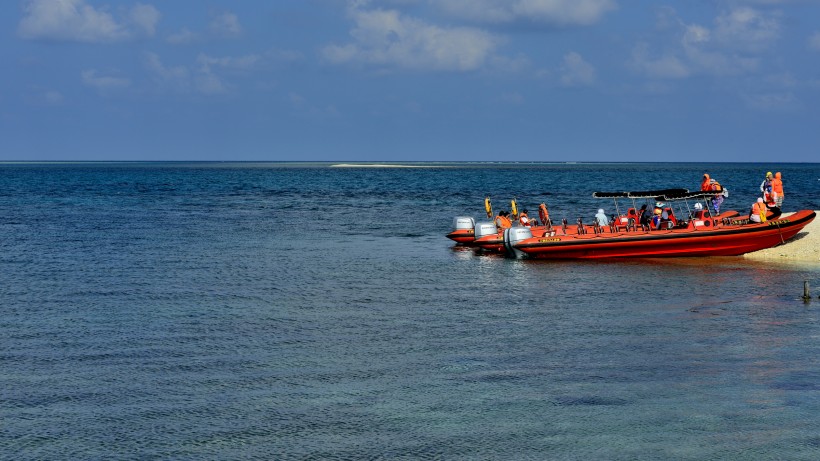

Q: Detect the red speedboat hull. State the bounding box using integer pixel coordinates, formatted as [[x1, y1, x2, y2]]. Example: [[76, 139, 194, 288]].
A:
[[514, 210, 815, 259]]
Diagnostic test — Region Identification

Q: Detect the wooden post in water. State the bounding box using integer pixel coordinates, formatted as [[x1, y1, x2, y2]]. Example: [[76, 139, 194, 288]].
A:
[[803, 280, 811, 301]]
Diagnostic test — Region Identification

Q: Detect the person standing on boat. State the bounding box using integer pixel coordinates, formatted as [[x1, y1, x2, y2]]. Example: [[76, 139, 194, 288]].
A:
[[595, 209, 609, 226], [701, 174, 724, 215], [760, 171, 773, 198], [760, 171, 778, 207], [495, 211, 512, 229], [519, 209, 532, 227], [750, 197, 767, 223], [772, 172, 784, 208]]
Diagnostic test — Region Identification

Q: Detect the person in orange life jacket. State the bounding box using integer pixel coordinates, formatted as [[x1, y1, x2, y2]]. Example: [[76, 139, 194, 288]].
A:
[[700, 173, 712, 192], [750, 197, 767, 223], [771, 172, 784, 208], [495, 210, 512, 229], [701, 174, 724, 215], [519, 209, 532, 227]]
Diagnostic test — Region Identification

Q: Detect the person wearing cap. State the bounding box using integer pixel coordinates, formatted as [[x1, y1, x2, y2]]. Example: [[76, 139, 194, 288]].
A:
[[750, 197, 767, 223], [692, 202, 705, 219], [760, 171, 773, 199], [652, 207, 663, 229], [595, 208, 609, 226]]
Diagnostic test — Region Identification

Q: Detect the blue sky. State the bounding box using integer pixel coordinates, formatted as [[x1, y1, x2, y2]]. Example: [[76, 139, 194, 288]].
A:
[[2, 0, 820, 161]]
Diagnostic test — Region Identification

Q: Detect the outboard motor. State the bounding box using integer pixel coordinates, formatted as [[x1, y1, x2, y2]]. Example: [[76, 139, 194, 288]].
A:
[[503, 227, 533, 259], [452, 216, 475, 232], [474, 222, 498, 240]]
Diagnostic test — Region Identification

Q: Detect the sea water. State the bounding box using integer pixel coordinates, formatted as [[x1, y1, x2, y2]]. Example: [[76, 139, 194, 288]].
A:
[[1, 162, 819, 460]]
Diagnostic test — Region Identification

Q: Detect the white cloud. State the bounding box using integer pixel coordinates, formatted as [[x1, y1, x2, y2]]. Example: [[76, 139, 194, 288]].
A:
[[167, 28, 198, 45], [713, 7, 780, 52], [195, 72, 227, 95], [197, 53, 261, 72], [167, 12, 244, 44], [632, 8, 771, 80], [193, 53, 261, 94], [130, 3, 160, 37], [742, 91, 796, 110], [42, 90, 65, 105], [288, 92, 340, 118], [144, 52, 190, 89], [560, 52, 595, 86], [209, 12, 242, 38], [18, 0, 159, 42], [323, 8, 500, 71], [681, 23, 759, 76], [25, 87, 64, 106], [437, 0, 616, 26], [144, 51, 267, 95], [498, 91, 524, 104], [81, 69, 131, 91], [630, 42, 690, 79], [809, 32, 820, 51]]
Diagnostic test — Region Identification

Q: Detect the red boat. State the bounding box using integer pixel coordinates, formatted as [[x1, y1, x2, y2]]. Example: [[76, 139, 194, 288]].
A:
[[506, 190, 814, 259]]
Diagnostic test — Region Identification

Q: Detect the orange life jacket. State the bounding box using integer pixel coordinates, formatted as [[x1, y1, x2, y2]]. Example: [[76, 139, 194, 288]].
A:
[[496, 216, 512, 229], [519, 212, 531, 227], [751, 201, 767, 222], [772, 173, 783, 195], [701, 174, 711, 191]]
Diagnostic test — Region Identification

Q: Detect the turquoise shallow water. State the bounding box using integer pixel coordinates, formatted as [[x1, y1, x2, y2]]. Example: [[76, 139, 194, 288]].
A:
[[1, 162, 819, 459]]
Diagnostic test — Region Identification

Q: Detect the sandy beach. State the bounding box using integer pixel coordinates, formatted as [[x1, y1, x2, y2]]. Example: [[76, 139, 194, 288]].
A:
[[743, 211, 820, 264]]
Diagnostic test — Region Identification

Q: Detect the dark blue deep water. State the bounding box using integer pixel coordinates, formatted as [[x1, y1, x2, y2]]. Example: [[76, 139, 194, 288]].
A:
[[2, 162, 820, 460]]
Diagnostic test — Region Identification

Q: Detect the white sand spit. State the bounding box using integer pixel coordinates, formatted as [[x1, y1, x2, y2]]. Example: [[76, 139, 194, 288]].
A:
[[743, 211, 820, 264], [330, 163, 442, 168]]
